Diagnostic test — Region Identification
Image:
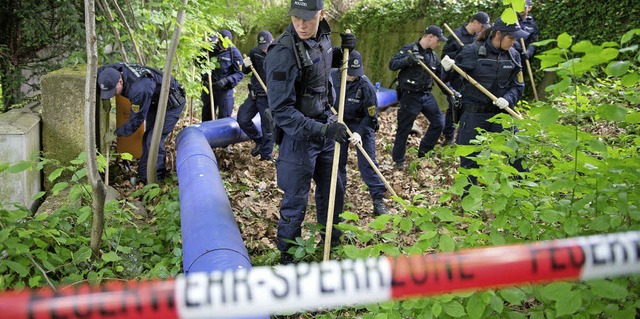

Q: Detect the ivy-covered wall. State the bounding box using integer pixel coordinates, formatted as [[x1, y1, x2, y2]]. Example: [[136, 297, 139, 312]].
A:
[[238, 0, 640, 93]]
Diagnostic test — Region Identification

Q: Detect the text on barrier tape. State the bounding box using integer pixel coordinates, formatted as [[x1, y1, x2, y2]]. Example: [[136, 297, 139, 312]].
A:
[[0, 231, 638, 319]]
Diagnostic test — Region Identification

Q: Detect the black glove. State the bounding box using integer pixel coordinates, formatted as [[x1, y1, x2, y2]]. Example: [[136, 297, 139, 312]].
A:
[[447, 91, 462, 107], [521, 51, 530, 60], [406, 52, 418, 66], [324, 122, 348, 143], [213, 77, 229, 90], [340, 32, 356, 50]]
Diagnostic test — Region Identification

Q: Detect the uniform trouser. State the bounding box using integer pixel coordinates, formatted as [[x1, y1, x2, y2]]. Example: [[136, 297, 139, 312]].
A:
[[338, 124, 385, 200], [237, 95, 274, 157], [139, 102, 185, 181], [275, 134, 345, 253], [442, 101, 456, 139], [392, 91, 444, 163], [456, 111, 525, 184], [201, 88, 234, 121]]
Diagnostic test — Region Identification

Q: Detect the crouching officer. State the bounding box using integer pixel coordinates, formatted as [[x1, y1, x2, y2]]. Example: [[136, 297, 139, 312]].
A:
[[237, 30, 274, 161], [332, 50, 390, 216], [389, 25, 451, 170], [97, 62, 186, 183], [265, 0, 354, 264], [441, 18, 528, 184]]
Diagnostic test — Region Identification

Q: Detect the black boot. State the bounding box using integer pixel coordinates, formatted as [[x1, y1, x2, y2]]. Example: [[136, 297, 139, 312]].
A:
[[373, 198, 390, 216], [251, 140, 261, 157], [280, 251, 295, 265]]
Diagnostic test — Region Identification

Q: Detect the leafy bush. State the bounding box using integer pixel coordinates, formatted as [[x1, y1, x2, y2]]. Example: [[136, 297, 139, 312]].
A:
[[0, 153, 182, 289]]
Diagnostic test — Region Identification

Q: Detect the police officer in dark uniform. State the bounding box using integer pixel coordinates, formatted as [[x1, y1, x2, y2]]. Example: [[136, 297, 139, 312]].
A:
[[332, 50, 390, 217], [265, 0, 355, 264], [97, 62, 186, 183], [237, 30, 274, 161], [200, 30, 244, 121], [389, 25, 451, 170], [440, 12, 491, 145], [441, 18, 528, 182], [514, 0, 540, 61]]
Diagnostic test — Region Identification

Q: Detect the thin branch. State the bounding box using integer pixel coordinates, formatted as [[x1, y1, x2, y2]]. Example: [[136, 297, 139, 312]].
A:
[[111, 0, 145, 64], [26, 254, 56, 290], [96, 0, 129, 62]]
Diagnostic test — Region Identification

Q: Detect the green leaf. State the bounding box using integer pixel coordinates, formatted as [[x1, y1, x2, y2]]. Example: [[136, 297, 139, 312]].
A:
[[75, 246, 93, 262], [48, 167, 65, 182], [439, 234, 455, 252], [589, 280, 628, 299], [8, 161, 32, 173], [343, 245, 363, 259], [369, 214, 392, 230], [51, 182, 69, 195], [466, 293, 487, 319], [431, 303, 442, 317], [557, 32, 573, 49], [102, 251, 122, 262], [605, 61, 630, 77], [555, 291, 581, 317], [433, 207, 455, 222], [500, 9, 518, 25], [541, 282, 573, 301], [442, 301, 466, 317], [621, 72, 640, 87], [490, 295, 504, 313], [499, 288, 527, 305], [341, 211, 359, 221], [598, 104, 627, 122], [621, 28, 640, 44], [4, 260, 29, 276]]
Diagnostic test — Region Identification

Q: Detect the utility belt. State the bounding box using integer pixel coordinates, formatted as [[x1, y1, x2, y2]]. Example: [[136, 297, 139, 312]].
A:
[[248, 83, 267, 100], [463, 104, 501, 114], [168, 83, 186, 109], [401, 85, 432, 94]]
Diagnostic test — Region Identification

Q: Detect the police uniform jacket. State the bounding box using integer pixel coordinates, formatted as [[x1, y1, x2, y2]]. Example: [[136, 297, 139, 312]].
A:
[[203, 44, 244, 90], [389, 41, 449, 95], [442, 23, 478, 59], [331, 73, 379, 136], [98, 62, 184, 137], [265, 20, 344, 140], [454, 38, 524, 112], [242, 46, 268, 96], [514, 15, 540, 58]]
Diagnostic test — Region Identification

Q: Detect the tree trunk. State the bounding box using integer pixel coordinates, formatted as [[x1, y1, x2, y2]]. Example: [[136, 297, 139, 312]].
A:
[[84, 0, 107, 258], [146, 0, 188, 184]]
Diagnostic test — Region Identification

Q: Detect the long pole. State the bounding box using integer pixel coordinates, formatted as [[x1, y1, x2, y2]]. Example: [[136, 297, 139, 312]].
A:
[[408, 51, 454, 96], [243, 54, 268, 92], [205, 33, 216, 121], [330, 107, 397, 198], [519, 38, 539, 101], [324, 30, 350, 261], [443, 23, 464, 47], [450, 64, 523, 120]]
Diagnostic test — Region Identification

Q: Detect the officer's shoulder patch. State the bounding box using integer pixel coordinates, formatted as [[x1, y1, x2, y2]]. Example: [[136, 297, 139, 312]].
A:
[[131, 104, 141, 112], [368, 105, 376, 117], [517, 71, 524, 84]]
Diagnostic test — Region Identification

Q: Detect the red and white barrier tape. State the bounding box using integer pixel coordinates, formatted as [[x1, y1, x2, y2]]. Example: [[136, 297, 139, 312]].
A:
[[1, 231, 639, 319]]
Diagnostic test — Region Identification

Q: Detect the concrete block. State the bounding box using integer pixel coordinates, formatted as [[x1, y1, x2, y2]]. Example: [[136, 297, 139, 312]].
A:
[[0, 109, 41, 211]]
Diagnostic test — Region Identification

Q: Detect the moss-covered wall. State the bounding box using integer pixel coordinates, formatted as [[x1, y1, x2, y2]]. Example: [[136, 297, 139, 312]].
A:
[[40, 65, 109, 189]]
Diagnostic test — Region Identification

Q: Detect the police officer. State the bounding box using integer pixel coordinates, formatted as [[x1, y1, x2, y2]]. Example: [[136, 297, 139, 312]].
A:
[[514, 0, 540, 61], [97, 62, 186, 183], [389, 25, 451, 171], [440, 12, 491, 145], [332, 50, 391, 217], [265, 0, 355, 264], [237, 30, 274, 161], [200, 30, 244, 121], [441, 18, 528, 183]]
